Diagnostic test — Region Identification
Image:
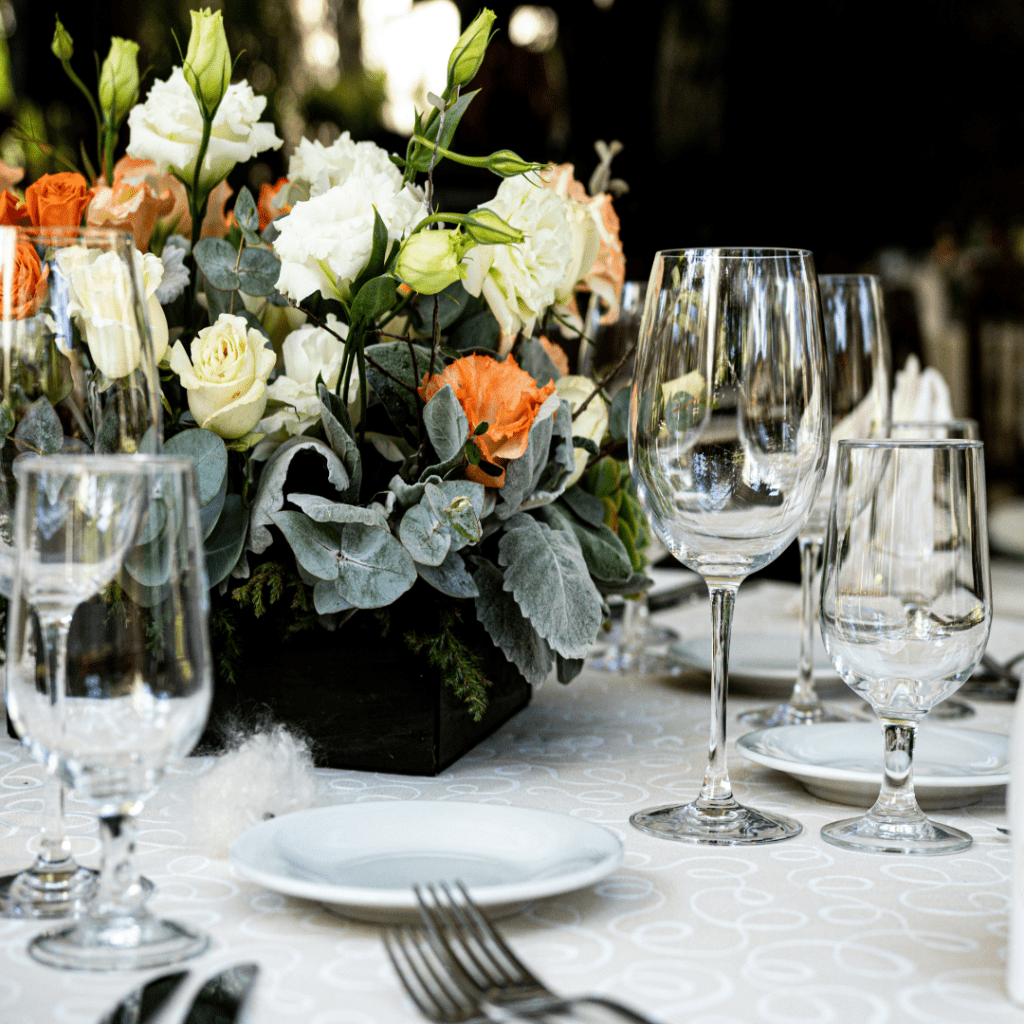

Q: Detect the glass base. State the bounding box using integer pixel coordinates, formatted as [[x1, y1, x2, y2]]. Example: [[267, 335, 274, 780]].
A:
[[630, 800, 803, 846], [821, 814, 972, 855], [589, 650, 678, 675], [29, 912, 209, 971], [738, 701, 858, 728], [0, 865, 97, 919]]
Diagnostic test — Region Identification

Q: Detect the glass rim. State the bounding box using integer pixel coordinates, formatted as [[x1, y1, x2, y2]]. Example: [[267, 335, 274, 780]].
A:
[[889, 418, 979, 428], [817, 272, 882, 282], [2, 225, 134, 246], [654, 247, 813, 260], [836, 438, 983, 450], [15, 453, 195, 475]]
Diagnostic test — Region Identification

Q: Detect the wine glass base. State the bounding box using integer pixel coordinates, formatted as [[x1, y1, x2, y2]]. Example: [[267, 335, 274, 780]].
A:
[[630, 801, 803, 846], [738, 701, 858, 728], [29, 913, 209, 971], [589, 650, 679, 675], [821, 814, 972, 855], [0, 865, 97, 920]]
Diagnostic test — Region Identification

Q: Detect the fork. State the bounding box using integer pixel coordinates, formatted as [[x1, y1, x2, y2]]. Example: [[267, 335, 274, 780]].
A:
[[411, 881, 659, 1024]]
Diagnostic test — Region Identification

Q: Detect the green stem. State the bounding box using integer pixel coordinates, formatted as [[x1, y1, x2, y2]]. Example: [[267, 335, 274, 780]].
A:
[[60, 60, 103, 168], [186, 113, 215, 321]]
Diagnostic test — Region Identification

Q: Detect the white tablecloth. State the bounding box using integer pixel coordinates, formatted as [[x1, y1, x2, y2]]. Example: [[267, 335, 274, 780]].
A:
[[2, 575, 1024, 1024]]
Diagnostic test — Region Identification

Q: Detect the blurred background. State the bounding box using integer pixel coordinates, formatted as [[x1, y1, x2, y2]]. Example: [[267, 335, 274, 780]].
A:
[[2, 0, 1024, 492]]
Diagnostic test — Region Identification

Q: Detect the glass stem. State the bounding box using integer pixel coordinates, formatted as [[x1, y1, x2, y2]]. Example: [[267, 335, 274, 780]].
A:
[[696, 584, 738, 808], [95, 813, 146, 919], [791, 536, 822, 711], [870, 720, 926, 822]]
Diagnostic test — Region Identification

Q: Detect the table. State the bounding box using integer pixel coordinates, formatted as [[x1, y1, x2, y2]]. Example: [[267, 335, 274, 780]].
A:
[[2, 577, 1023, 1024]]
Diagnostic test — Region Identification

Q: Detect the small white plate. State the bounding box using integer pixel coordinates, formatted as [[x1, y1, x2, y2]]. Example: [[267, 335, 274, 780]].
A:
[[229, 802, 623, 923], [737, 723, 1009, 809]]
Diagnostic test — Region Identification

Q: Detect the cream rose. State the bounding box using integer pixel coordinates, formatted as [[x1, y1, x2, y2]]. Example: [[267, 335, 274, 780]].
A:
[[554, 375, 608, 486], [57, 246, 168, 378], [169, 313, 276, 438], [127, 68, 282, 191]]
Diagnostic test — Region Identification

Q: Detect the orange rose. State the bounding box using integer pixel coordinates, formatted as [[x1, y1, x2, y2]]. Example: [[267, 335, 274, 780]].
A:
[[258, 177, 291, 230], [0, 238, 49, 319], [538, 335, 569, 376], [87, 178, 175, 252], [24, 172, 92, 228], [419, 353, 556, 487], [0, 191, 27, 227]]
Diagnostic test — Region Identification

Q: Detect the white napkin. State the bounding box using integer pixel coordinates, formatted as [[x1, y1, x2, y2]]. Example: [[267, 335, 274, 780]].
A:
[[891, 354, 953, 422]]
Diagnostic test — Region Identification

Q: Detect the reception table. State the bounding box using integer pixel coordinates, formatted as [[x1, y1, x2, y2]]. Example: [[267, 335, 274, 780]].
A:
[[2, 573, 1023, 1024]]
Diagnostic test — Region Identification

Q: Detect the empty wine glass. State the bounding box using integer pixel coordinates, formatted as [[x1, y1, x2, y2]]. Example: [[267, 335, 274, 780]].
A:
[[629, 248, 830, 845], [740, 273, 891, 728], [0, 225, 163, 918], [819, 439, 990, 854], [6, 454, 212, 968]]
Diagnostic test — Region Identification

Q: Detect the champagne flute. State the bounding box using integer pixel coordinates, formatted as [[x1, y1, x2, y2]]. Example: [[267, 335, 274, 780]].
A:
[[740, 273, 891, 728], [0, 226, 162, 918], [6, 454, 213, 968], [629, 248, 829, 845], [819, 439, 990, 854]]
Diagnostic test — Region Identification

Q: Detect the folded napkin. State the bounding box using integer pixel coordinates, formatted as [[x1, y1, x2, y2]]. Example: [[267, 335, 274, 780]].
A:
[[891, 354, 953, 422]]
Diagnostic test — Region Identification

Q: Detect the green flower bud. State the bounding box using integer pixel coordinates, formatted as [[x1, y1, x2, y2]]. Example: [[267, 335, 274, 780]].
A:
[[99, 38, 140, 126], [395, 229, 473, 295], [486, 149, 542, 178], [465, 208, 525, 245], [51, 17, 74, 62], [447, 8, 496, 89], [183, 7, 232, 114]]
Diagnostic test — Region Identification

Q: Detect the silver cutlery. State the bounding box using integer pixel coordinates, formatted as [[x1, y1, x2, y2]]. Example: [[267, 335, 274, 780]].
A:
[[97, 970, 188, 1024], [397, 881, 659, 1023], [179, 963, 260, 1024]]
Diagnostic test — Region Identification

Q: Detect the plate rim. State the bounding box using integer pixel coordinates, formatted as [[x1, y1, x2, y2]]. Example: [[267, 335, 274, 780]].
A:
[[668, 631, 839, 681], [229, 800, 624, 909], [736, 723, 1010, 789]]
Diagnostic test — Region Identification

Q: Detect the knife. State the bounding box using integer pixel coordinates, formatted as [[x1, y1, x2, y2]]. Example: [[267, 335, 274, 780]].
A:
[[97, 970, 188, 1024], [181, 962, 260, 1024]]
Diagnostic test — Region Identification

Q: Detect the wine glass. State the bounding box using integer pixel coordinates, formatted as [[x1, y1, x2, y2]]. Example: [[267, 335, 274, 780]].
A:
[[0, 226, 163, 918], [629, 248, 830, 845], [6, 454, 212, 968], [819, 439, 990, 854], [740, 273, 891, 728]]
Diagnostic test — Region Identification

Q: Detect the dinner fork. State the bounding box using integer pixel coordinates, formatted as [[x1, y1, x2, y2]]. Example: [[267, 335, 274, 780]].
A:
[[412, 882, 659, 1024]]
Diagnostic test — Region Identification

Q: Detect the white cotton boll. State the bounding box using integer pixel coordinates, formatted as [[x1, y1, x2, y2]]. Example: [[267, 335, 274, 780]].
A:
[[193, 725, 318, 857]]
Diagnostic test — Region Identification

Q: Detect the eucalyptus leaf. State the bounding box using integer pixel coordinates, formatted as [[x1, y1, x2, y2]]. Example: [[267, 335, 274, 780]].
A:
[[194, 237, 241, 292], [336, 521, 417, 608], [199, 467, 227, 540], [233, 187, 261, 244], [165, 428, 228, 508], [608, 387, 630, 443], [399, 500, 451, 566], [13, 397, 63, 455], [271, 509, 342, 580], [289, 492, 388, 529], [204, 277, 240, 321], [313, 578, 353, 615], [449, 309, 500, 351], [417, 549, 479, 598], [423, 480, 484, 550], [423, 384, 469, 463], [237, 246, 282, 296], [204, 494, 248, 586]]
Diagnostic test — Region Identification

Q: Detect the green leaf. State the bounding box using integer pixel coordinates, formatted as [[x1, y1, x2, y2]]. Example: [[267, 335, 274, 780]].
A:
[[204, 276, 240, 322], [365, 341, 432, 438], [516, 337, 561, 387], [556, 655, 585, 684], [608, 388, 630, 443], [318, 382, 361, 500], [471, 558, 553, 687], [13, 397, 63, 455], [225, 431, 265, 452], [237, 246, 282, 296], [408, 89, 480, 170], [449, 309, 499, 351], [562, 486, 606, 528], [417, 549, 479, 598], [204, 494, 248, 586], [335, 521, 417, 608], [423, 384, 470, 463], [352, 208, 389, 292], [194, 237, 241, 292], [233, 186, 261, 244], [165, 428, 228, 508], [535, 502, 633, 587], [271, 510, 342, 580], [571, 435, 600, 457], [497, 513, 603, 659], [350, 274, 397, 323], [399, 500, 451, 566], [288, 492, 388, 529]]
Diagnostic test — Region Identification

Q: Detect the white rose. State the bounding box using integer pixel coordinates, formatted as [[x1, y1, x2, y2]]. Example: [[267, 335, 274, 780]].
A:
[[261, 315, 354, 437], [126, 67, 282, 191], [56, 246, 168, 378], [169, 313, 276, 438], [462, 177, 574, 348], [286, 132, 403, 201], [273, 139, 426, 303], [555, 375, 608, 486]]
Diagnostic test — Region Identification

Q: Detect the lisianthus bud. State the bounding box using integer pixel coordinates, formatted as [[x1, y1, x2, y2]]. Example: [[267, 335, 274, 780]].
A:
[[487, 149, 542, 178], [466, 207, 524, 245], [395, 229, 473, 295], [51, 17, 74, 61], [183, 8, 232, 114], [99, 38, 140, 126], [447, 8, 496, 89]]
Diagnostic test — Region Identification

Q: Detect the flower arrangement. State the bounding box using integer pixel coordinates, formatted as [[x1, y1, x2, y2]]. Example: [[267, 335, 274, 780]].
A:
[[7, 8, 650, 716]]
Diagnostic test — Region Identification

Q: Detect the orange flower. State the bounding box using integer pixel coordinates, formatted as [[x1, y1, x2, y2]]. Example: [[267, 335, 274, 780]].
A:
[[258, 177, 291, 230], [24, 172, 92, 228], [0, 160, 24, 192], [0, 191, 27, 226], [87, 178, 175, 252], [419, 353, 556, 487], [0, 238, 49, 318], [538, 335, 569, 376]]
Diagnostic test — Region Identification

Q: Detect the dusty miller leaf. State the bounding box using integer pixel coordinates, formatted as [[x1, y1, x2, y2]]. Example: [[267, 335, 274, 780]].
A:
[[416, 549, 479, 599], [423, 384, 469, 463]]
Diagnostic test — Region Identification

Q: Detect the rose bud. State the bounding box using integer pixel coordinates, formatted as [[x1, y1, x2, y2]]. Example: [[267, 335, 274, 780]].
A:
[[447, 8, 496, 90], [183, 7, 232, 115]]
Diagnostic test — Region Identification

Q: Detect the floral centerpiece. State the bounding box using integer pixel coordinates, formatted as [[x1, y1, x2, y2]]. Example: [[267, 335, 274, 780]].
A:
[[4, 9, 651, 761]]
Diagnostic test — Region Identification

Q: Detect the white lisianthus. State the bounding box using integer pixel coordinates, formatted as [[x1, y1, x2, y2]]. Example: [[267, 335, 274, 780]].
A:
[[462, 176, 576, 349], [157, 235, 190, 304], [56, 246, 168, 378], [261, 315, 354, 437], [272, 136, 426, 303], [554, 374, 608, 486], [126, 68, 282, 191], [169, 313, 276, 438]]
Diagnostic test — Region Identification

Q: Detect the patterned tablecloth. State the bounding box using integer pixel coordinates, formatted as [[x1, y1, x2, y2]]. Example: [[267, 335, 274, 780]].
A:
[[2, 576, 1024, 1024]]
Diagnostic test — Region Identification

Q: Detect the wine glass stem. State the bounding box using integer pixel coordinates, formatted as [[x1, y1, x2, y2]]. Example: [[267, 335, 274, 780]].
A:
[[697, 584, 738, 807], [95, 813, 145, 918], [792, 535, 822, 710], [872, 719, 925, 821]]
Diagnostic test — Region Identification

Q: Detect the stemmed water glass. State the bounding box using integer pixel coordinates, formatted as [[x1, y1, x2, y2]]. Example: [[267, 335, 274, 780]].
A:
[[740, 273, 891, 728], [6, 454, 212, 968], [0, 226, 162, 918], [819, 439, 990, 854], [629, 248, 830, 845]]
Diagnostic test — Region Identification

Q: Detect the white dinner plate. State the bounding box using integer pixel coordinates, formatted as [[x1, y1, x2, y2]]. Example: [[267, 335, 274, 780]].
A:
[[230, 802, 624, 923], [737, 723, 1009, 809]]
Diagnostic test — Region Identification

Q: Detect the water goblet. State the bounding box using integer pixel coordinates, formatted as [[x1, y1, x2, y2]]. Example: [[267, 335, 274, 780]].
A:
[[819, 439, 990, 854], [740, 273, 891, 728], [0, 225, 163, 918], [6, 454, 213, 968], [628, 248, 830, 845]]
